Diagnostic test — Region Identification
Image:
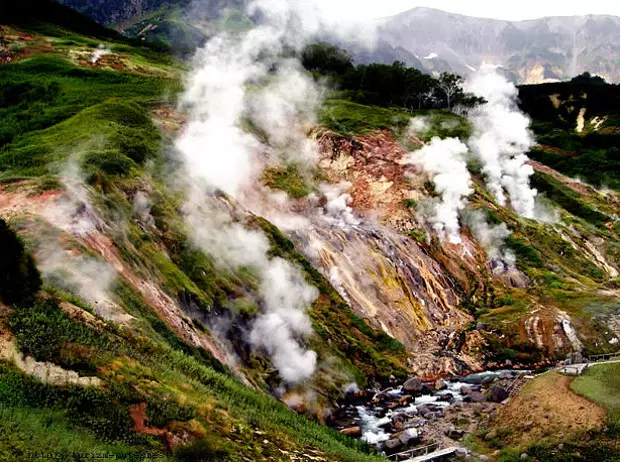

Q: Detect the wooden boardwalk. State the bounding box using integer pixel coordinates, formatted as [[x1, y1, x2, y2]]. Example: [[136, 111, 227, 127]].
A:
[[388, 443, 457, 462], [407, 447, 457, 462]]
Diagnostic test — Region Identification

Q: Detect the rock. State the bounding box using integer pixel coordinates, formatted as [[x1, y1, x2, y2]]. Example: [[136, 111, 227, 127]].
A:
[[417, 404, 431, 415], [482, 375, 496, 385], [460, 385, 472, 395], [465, 391, 486, 402], [392, 413, 408, 425], [398, 428, 419, 446], [447, 427, 466, 440], [489, 386, 509, 403], [403, 377, 424, 394], [523, 421, 534, 431], [426, 411, 443, 420], [339, 427, 361, 437], [434, 379, 448, 390], [383, 438, 403, 452], [479, 456, 489, 461], [456, 447, 469, 457], [476, 322, 486, 330], [557, 443, 564, 450], [438, 393, 455, 403], [499, 370, 515, 380], [505, 359, 513, 367], [404, 417, 427, 428], [520, 453, 528, 460]]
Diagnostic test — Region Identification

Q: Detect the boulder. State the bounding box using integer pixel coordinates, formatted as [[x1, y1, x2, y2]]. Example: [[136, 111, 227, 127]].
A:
[[499, 370, 515, 380], [489, 386, 509, 403], [339, 427, 361, 437], [403, 377, 424, 394], [434, 379, 448, 390], [446, 426, 465, 440], [383, 438, 403, 452], [417, 404, 433, 417], [404, 417, 427, 428], [438, 392, 455, 403], [465, 391, 486, 403], [398, 428, 420, 446], [426, 411, 443, 420], [460, 385, 472, 395], [476, 322, 486, 330], [482, 375, 496, 385], [520, 454, 529, 460], [392, 413, 408, 425]]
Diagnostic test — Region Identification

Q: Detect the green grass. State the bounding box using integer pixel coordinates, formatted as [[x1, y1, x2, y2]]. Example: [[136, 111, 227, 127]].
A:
[[530, 171, 612, 227], [262, 164, 312, 198], [407, 110, 472, 142], [318, 99, 410, 135], [0, 55, 178, 160], [0, 406, 161, 462], [572, 363, 620, 431]]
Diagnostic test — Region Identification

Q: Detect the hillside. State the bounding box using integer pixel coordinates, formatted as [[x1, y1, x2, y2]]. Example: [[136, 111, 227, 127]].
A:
[[1, 1, 620, 461], [55, 0, 250, 50]]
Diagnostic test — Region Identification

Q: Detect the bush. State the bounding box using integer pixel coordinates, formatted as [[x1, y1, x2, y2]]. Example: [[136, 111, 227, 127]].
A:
[[173, 438, 232, 461], [0, 218, 41, 305]]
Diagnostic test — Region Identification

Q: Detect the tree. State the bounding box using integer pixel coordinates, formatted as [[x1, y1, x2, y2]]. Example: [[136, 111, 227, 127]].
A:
[[436, 72, 463, 110], [571, 72, 606, 85], [0, 218, 41, 305], [301, 42, 354, 76]]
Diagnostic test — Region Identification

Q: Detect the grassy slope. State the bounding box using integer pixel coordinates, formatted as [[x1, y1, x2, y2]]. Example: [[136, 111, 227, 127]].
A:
[[0, 11, 397, 462], [519, 81, 620, 191], [573, 363, 620, 429]]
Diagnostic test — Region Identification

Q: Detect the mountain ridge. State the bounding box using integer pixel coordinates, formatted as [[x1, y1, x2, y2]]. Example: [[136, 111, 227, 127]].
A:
[[372, 7, 620, 84]]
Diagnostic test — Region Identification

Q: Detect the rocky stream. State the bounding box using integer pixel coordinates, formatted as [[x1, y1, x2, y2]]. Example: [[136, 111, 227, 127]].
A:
[[329, 370, 531, 459]]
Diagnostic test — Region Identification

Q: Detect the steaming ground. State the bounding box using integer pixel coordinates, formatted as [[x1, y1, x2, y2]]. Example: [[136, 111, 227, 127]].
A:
[[466, 64, 538, 219], [406, 65, 543, 255], [174, 0, 342, 385]]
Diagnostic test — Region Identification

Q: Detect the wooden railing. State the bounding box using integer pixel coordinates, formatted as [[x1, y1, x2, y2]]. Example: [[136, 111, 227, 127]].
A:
[[388, 442, 441, 461], [587, 351, 620, 362]]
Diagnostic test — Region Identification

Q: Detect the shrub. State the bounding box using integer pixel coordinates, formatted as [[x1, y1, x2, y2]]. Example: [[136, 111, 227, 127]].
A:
[[0, 218, 41, 305]]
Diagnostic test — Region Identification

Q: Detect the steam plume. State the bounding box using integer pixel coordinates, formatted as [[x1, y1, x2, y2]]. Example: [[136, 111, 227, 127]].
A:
[[463, 209, 515, 265], [405, 137, 473, 243], [40, 161, 121, 321], [466, 65, 538, 218], [176, 0, 334, 383]]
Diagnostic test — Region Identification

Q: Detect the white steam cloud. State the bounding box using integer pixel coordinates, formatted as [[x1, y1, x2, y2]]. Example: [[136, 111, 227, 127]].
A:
[[405, 137, 473, 243], [39, 161, 121, 321], [175, 0, 337, 384], [319, 181, 360, 227], [91, 45, 110, 64], [463, 210, 515, 266], [466, 65, 538, 218]]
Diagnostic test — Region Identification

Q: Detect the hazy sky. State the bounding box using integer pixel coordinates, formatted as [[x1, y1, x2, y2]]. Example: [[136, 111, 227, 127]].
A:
[[312, 0, 620, 21]]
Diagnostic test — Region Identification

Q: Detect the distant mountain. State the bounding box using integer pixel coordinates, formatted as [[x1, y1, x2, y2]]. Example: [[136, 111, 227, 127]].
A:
[[55, 0, 249, 49], [372, 7, 620, 84]]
